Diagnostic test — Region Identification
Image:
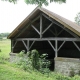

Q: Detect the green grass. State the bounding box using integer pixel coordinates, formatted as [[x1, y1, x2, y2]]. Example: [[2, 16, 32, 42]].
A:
[[0, 39, 80, 80], [0, 39, 10, 58], [0, 39, 55, 80]]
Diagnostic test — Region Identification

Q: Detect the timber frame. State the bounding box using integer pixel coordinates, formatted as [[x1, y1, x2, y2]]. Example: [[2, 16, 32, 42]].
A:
[[8, 7, 80, 59]]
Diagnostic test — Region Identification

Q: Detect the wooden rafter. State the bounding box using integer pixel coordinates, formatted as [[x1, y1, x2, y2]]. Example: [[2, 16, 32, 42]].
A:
[[31, 25, 40, 35], [42, 23, 53, 34], [49, 29, 56, 36], [14, 15, 40, 39], [57, 29, 64, 36], [42, 13, 79, 38]]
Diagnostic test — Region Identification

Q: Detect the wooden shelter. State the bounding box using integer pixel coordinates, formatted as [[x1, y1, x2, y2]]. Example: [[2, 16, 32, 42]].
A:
[[8, 7, 80, 70]]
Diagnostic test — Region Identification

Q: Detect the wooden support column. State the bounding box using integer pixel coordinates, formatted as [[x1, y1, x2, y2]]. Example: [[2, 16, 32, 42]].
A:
[[11, 40, 14, 52], [40, 13, 42, 38], [55, 40, 58, 57], [27, 40, 29, 51]]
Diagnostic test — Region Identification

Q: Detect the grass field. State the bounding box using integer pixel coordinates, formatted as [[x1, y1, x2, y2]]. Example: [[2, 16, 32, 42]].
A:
[[0, 39, 80, 80], [0, 40, 56, 80], [0, 39, 10, 58]]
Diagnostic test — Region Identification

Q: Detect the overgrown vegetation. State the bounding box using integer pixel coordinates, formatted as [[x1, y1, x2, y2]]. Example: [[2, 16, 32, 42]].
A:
[[1, 39, 80, 80], [16, 49, 51, 77]]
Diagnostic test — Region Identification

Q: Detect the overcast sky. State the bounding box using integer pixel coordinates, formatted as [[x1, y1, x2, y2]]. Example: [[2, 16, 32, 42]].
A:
[[0, 0, 80, 33]]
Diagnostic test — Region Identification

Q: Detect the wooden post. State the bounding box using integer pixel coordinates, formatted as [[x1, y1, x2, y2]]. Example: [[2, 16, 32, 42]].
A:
[[11, 39, 13, 52], [27, 40, 29, 51], [40, 13, 42, 38], [55, 40, 58, 57]]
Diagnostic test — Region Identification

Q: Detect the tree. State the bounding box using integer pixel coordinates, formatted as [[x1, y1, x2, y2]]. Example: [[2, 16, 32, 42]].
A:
[[75, 12, 80, 26], [2, 0, 66, 6]]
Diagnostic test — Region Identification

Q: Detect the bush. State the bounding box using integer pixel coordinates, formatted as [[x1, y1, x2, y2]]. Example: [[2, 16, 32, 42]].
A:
[[16, 49, 51, 76]]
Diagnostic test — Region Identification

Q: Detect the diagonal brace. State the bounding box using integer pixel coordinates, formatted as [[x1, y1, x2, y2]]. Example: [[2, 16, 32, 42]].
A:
[[72, 41, 80, 51], [48, 40, 55, 51], [22, 40, 28, 50], [42, 23, 53, 34], [31, 25, 40, 35], [58, 41, 65, 51], [12, 41, 17, 49]]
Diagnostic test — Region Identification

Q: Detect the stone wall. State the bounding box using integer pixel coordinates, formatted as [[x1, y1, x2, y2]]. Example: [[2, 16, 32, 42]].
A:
[[9, 52, 20, 63], [9, 52, 27, 63], [55, 57, 80, 76]]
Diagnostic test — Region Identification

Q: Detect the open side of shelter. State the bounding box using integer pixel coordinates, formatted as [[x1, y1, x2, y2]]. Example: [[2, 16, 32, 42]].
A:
[[8, 7, 80, 73]]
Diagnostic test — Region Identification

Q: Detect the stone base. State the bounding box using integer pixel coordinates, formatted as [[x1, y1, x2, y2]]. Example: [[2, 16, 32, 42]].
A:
[[9, 52, 19, 63], [54, 57, 80, 76]]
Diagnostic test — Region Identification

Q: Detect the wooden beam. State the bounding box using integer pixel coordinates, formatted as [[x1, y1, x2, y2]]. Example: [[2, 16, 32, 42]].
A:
[[29, 41, 35, 50], [22, 40, 28, 50], [13, 41, 17, 49], [54, 26, 58, 36], [58, 41, 65, 51], [14, 15, 40, 39], [57, 29, 64, 36], [31, 15, 40, 24], [72, 41, 80, 51], [42, 13, 79, 38], [15, 38, 80, 41], [40, 13, 42, 38], [55, 40, 58, 57], [27, 40, 29, 51], [48, 40, 55, 51], [42, 23, 53, 34], [11, 40, 14, 52], [49, 29, 56, 36], [31, 25, 40, 35]]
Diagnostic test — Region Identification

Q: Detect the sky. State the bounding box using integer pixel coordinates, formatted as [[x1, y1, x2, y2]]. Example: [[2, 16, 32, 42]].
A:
[[0, 0, 80, 33]]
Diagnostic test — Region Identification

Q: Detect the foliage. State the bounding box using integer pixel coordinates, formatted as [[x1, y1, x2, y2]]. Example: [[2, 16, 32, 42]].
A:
[[16, 49, 51, 77], [0, 33, 10, 39], [25, 0, 66, 6], [0, 40, 10, 64], [30, 49, 40, 70], [2, 0, 66, 6], [16, 50, 32, 71], [1, 40, 80, 80], [75, 12, 80, 26], [27, 50, 51, 75], [0, 39, 10, 58], [39, 53, 51, 76], [55, 73, 71, 80]]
